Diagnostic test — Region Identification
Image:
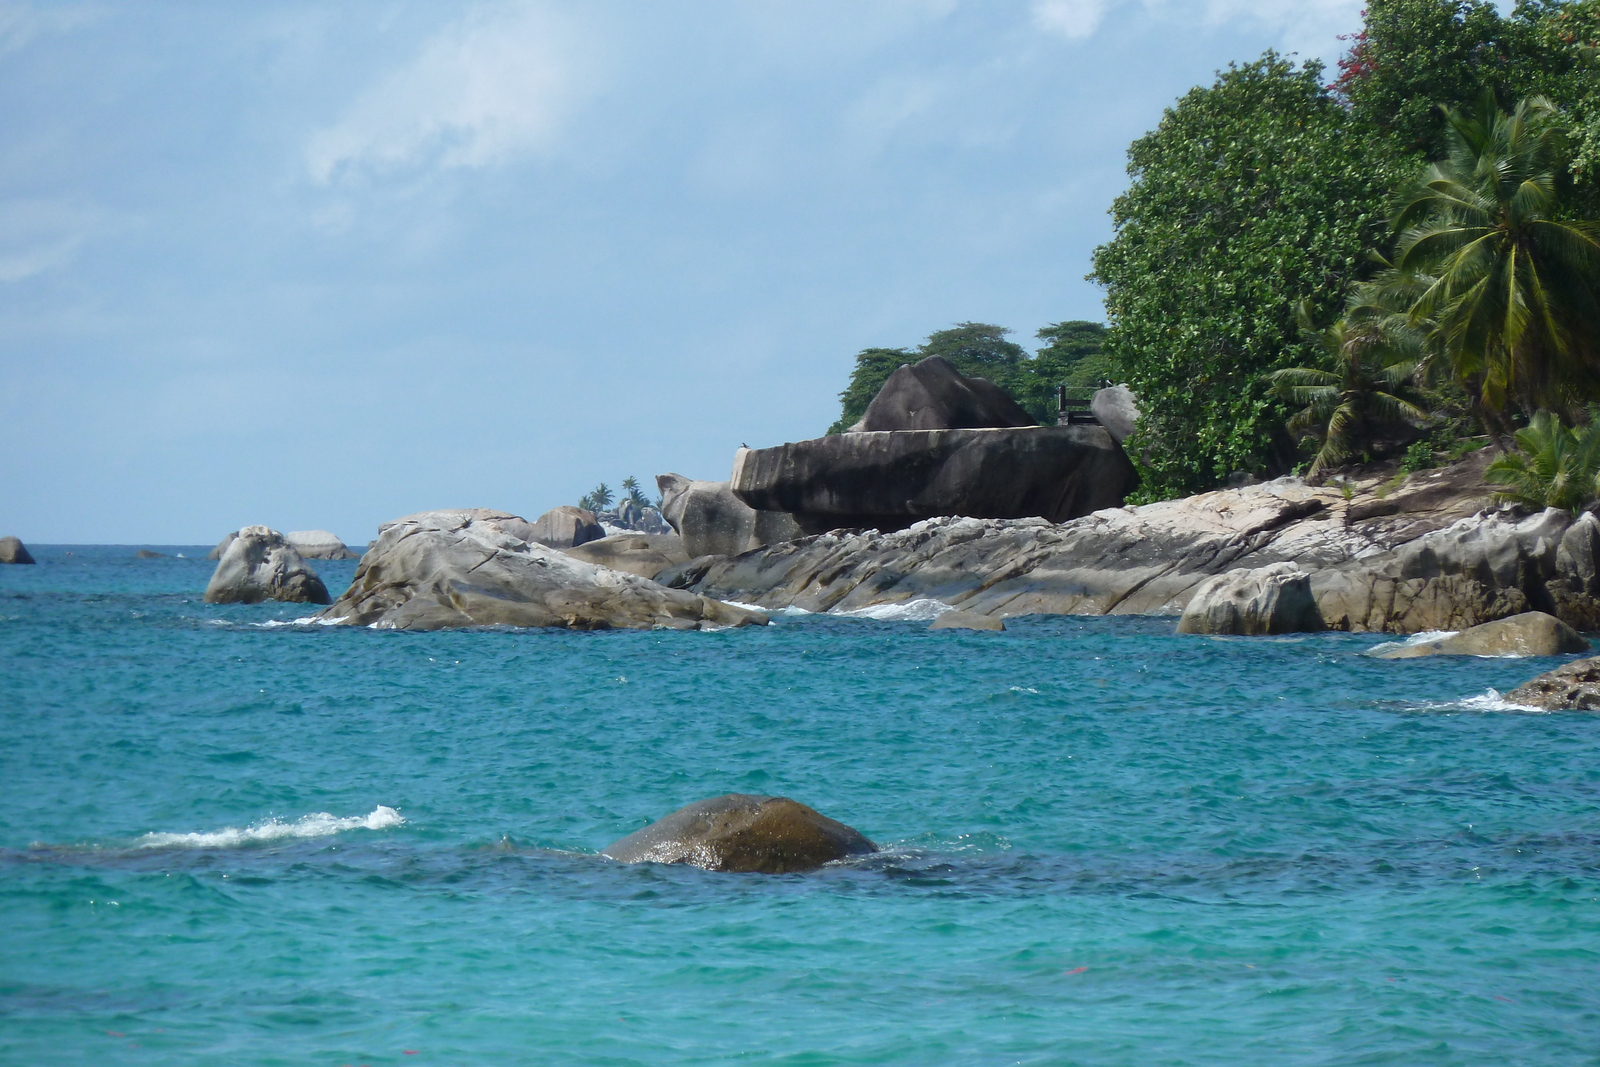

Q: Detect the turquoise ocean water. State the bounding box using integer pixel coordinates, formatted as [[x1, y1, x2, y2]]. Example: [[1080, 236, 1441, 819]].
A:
[[3, 545, 1599, 1066]]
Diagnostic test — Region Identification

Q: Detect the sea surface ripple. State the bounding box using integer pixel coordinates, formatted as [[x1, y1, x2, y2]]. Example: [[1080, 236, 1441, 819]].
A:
[[2, 546, 1599, 1065]]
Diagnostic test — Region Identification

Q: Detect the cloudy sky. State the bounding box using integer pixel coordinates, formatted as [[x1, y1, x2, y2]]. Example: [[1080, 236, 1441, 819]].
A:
[[3, 0, 1388, 543]]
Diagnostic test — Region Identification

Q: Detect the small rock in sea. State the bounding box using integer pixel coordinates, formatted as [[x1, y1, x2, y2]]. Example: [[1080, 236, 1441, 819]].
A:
[[204, 526, 330, 605], [1506, 655, 1600, 710], [930, 609, 1005, 632], [601, 794, 877, 874], [135, 549, 166, 559], [0, 536, 37, 564], [1177, 563, 1323, 635], [1374, 611, 1590, 659]]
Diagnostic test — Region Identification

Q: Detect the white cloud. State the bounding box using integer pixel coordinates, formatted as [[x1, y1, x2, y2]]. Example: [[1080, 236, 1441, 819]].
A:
[[0, 199, 97, 282], [1032, 0, 1110, 40], [305, 3, 587, 183]]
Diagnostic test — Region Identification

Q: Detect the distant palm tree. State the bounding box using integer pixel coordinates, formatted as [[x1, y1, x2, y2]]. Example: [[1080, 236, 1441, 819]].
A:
[[589, 483, 614, 509], [1267, 306, 1428, 479], [1393, 93, 1600, 419], [1485, 410, 1600, 512], [622, 475, 649, 508]]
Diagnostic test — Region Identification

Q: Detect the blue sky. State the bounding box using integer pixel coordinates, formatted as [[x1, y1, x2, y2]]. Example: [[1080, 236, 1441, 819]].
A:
[[2, 0, 1413, 543]]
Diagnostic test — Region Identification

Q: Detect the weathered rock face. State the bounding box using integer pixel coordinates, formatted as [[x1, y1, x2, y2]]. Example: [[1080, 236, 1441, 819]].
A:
[[930, 609, 1005, 632], [528, 506, 606, 549], [562, 533, 690, 580], [317, 509, 766, 631], [1177, 563, 1323, 635], [656, 474, 802, 558], [664, 452, 1548, 633], [730, 425, 1138, 535], [207, 533, 236, 561], [0, 536, 35, 564], [204, 526, 330, 605], [1090, 386, 1140, 444], [600, 794, 877, 873], [1373, 611, 1590, 659], [1506, 655, 1600, 710], [286, 530, 358, 560], [848, 355, 1035, 433]]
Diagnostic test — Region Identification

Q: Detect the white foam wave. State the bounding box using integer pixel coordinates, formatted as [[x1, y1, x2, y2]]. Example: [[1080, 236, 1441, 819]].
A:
[[253, 615, 342, 629], [725, 601, 812, 617], [834, 598, 953, 622], [1365, 629, 1457, 656], [1407, 688, 1548, 714], [136, 805, 404, 849]]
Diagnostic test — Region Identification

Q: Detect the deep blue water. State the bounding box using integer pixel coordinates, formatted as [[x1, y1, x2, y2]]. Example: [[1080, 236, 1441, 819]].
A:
[[3, 545, 1599, 1066]]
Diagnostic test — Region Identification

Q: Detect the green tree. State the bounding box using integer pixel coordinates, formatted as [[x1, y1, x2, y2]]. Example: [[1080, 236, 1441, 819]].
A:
[[1393, 93, 1600, 422], [1484, 408, 1600, 509], [588, 483, 614, 510], [1092, 53, 1411, 498], [621, 476, 649, 508]]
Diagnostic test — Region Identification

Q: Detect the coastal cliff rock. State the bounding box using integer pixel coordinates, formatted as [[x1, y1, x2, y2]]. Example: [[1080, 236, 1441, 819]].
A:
[[1373, 612, 1590, 659], [287, 530, 358, 560], [847, 355, 1034, 432], [1, 536, 36, 564], [730, 424, 1137, 535], [601, 794, 877, 873], [666, 451, 1560, 633], [1506, 655, 1600, 710], [204, 526, 330, 605], [656, 473, 801, 558], [1177, 563, 1323, 635], [317, 509, 765, 631], [528, 506, 606, 549], [562, 532, 689, 579]]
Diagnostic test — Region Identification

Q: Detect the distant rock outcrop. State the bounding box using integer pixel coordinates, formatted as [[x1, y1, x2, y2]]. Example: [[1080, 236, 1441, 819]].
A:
[[562, 532, 690, 580], [528, 506, 606, 549], [204, 526, 330, 605], [1506, 655, 1600, 710], [286, 530, 358, 560], [730, 424, 1137, 535], [207, 532, 236, 561], [0, 536, 35, 564], [601, 794, 877, 873], [135, 549, 167, 559], [656, 474, 802, 559], [317, 509, 765, 631], [1373, 611, 1590, 659], [1177, 563, 1323, 635], [847, 355, 1035, 433]]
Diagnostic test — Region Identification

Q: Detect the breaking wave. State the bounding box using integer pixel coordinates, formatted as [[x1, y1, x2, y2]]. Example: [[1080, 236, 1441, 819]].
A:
[[833, 599, 953, 622], [135, 806, 405, 849]]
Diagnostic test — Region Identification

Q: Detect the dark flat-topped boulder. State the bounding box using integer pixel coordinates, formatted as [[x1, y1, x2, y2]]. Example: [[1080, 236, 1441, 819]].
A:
[[0, 536, 35, 564], [849, 355, 1035, 432], [731, 424, 1137, 534], [205, 526, 330, 605], [601, 794, 878, 873]]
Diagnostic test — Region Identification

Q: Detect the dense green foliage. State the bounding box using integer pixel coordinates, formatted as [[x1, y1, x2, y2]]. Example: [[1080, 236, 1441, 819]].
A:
[[1093, 0, 1600, 500], [1485, 408, 1600, 509], [827, 322, 1107, 433]]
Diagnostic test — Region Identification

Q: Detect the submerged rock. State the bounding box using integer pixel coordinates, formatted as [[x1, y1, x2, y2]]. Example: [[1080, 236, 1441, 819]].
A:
[[1372, 611, 1590, 659], [1178, 563, 1323, 635], [1506, 655, 1600, 710], [317, 509, 765, 631], [562, 532, 689, 580], [204, 526, 330, 605], [286, 530, 358, 560], [730, 424, 1137, 535], [0, 536, 35, 564], [601, 794, 877, 873], [656, 474, 801, 558], [528, 506, 606, 549], [930, 609, 1005, 631], [847, 355, 1034, 433]]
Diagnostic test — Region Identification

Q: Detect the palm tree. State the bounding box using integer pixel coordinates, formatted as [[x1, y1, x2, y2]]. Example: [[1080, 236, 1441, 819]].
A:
[[589, 483, 614, 510], [622, 476, 648, 508], [1393, 92, 1600, 421], [1266, 305, 1428, 479], [1485, 410, 1600, 512]]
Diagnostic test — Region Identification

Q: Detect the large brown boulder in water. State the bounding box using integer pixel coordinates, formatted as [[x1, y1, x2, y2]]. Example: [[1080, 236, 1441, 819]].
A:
[[601, 794, 878, 873], [0, 536, 35, 564]]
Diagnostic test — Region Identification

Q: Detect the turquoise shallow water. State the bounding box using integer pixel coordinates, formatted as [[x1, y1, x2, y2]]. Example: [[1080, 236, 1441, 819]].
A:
[[3, 547, 1599, 1066]]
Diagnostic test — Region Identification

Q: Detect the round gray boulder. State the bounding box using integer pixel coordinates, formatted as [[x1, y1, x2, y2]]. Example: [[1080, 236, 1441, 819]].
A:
[[601, 794, 878, 873], [286, 530, 358, 560], [204, 526, 331, 605], [0, 536, 36, 564], [1178, 563, 1324, 635], [1373, 611, 1590, 659]]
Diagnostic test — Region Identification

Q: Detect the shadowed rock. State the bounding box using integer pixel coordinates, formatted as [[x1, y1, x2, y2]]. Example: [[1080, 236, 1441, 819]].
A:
[[204, 526, 330, 605], [562, 532, 689, 580], [1089, 385, 1140, 444], [656, 473, 802, 558], [848, 356, 1035, 432], [0, 536, 35, 564], [602, 794, 877, 873], [317, 509, 765, 631], [1507, 655, 1600, 710], [207, 532, 236, 561], [1178, 563, 1323, 635], [1373, 611, 1590, 659], [529, 506, 606, 549], [135, 549, 166, 559]]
